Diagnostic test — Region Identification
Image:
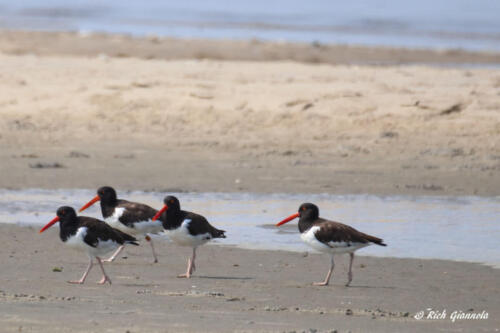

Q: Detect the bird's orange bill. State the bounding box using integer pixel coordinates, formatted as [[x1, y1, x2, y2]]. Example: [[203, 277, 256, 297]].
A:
[[276, 213, 300, 226], [152, 205, 168, 221], [40, 216, 60, 233], [79, 195, 100, 212]]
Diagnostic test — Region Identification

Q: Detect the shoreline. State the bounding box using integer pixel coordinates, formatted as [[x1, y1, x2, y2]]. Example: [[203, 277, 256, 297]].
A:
[[5, 218, 500, 268], [1, 189, 499, 269], [1, 223, 498, 332], [6, 221, 500, 270]]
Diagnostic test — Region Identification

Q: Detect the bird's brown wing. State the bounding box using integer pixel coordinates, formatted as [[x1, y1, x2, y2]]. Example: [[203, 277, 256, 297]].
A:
[[314, 219, 386, 246], [116, 200, 158, 227]]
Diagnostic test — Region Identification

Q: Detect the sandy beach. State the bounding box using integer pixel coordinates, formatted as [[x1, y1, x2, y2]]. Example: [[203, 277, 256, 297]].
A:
[[0, 31, 499, 332], [1, 31, 500, 196]]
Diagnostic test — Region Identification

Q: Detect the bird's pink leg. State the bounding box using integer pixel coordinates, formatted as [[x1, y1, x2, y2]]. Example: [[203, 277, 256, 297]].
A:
[[313, 255, 334, 286], [178, 248, 196, 278], [96, 256, 112, 285], [145, 235, 158, 263], [68, 257, 93, 284], [103, 245, 124, 263], [345, 253, 354, 286], [177, 258, 192, 278], [190, 247, 196, 272]]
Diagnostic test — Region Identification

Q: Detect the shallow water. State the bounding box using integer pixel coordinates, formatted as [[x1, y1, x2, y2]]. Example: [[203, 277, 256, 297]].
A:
[[0, 0, 500, 51], [0, 189, 498, 268]]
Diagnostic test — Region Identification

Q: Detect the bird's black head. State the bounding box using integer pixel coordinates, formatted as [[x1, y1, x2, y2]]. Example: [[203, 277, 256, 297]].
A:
[[39, 206, 78, 233], [56, 206, 78, 222], [163, 195, 180, 211], [152, 195, 181, 222], [298, 203, 319, 220], [97, 186, 117, 204], [275, 202, 320, 229]]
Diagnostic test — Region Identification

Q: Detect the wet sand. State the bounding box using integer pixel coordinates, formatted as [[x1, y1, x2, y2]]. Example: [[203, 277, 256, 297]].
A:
[[1, 224, 498, 332]]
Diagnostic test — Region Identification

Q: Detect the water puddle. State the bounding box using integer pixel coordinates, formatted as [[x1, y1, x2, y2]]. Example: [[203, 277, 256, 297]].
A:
[[0, 189, 498, 267]]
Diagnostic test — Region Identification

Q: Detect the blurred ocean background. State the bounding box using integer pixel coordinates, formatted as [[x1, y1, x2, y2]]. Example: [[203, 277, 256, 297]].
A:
[[0, 0, 499, 51]]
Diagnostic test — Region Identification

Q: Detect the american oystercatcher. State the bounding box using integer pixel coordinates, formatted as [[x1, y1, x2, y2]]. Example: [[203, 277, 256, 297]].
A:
[[152, 195, 226, 278], [39, 206, 139, 285], [276, 203, 386, 286], [79, 186, 164, 263]]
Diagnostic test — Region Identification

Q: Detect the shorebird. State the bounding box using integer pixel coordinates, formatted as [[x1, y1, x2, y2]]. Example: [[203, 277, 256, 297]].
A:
[[276, 203, 386, 286], [40, 206, 139, 285], [152, 195, 226, 278], [79, 186, 164, 263]]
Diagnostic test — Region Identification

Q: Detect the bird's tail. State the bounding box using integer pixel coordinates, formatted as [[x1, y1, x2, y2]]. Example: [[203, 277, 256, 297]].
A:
[[364, 234, 387, 246], [210, 227, 226, 239]]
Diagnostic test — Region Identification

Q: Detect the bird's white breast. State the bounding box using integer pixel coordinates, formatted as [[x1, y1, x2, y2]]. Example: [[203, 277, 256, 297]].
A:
[[104, 207, 163, 237], [300, 226, 331, 252], [163, 219, 211, 247], [104, 207, 127, 230], [65, 227, 89, 250], [300, 226, 370, 254], [65, 227, 119, 257]]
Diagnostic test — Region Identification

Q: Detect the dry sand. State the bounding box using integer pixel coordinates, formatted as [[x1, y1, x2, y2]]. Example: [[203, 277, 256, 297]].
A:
[[0, 31, 499, 332], [1, 224, 498, 333], [0, 31, 500, 195]]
